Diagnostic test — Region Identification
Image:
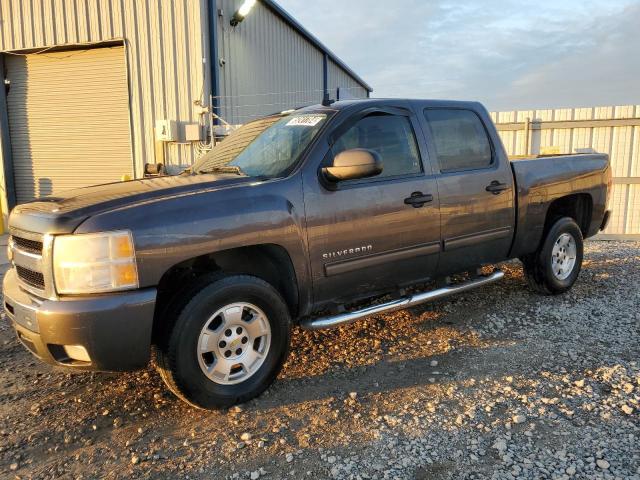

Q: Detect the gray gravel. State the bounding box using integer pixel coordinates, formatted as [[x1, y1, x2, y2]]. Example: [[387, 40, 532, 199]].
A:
[[0, 241, 638, 479]]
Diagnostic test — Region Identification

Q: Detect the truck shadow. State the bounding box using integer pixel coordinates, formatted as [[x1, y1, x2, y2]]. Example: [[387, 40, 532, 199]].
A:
[[0, 292, 508, 412]]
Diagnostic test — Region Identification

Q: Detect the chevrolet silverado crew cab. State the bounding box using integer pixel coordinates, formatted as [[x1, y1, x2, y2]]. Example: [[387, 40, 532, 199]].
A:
[[4, 99, 611, 409]]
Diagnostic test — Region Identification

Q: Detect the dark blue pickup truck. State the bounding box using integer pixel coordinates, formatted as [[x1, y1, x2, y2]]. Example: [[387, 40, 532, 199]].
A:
[[3, 99, 611, 409]]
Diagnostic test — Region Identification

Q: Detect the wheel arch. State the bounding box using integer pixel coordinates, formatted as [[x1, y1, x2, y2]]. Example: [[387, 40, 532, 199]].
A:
[[151, 244, 300, 345], [543, 193, 593, 238]]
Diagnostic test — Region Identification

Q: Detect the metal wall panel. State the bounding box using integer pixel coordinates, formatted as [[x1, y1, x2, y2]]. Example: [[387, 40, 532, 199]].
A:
[[492, 105, 640, 238], [5, 47, 133, 203], [0, 0, 209, 176], [215, 0, 324, 125], [327, 58, 368, 101], [214, 0, 369, 125]]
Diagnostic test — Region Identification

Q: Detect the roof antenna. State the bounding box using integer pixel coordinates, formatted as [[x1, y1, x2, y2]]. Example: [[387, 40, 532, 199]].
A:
[[322, 92, 335, 107]]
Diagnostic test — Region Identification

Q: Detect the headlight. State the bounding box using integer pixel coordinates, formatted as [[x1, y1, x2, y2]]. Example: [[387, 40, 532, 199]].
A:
[[53, 230, 139, 294], [7, 237, 14, 262]]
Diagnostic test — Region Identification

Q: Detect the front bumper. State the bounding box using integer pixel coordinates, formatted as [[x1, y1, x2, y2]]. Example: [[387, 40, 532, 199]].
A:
[[3, 269, 157, 371]]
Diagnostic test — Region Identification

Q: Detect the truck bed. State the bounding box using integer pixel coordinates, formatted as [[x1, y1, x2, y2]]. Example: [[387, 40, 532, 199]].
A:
[[509, 153, 610, 258]]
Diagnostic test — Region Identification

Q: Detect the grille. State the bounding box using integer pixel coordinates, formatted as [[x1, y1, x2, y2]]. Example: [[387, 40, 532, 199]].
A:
[[16, 265, 45, 289], [12, 236, 43, 255]]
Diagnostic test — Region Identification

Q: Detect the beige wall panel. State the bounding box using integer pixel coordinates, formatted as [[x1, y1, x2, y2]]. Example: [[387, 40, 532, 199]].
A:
[[611, 127, 633, 177], [572, 128, 591, 151], [627, 185, 640, 234], [498, 131, 515, 155], [594, 106, 614, 119], [574, 108, 593, 120], [631, 126, 640, 177], [539, 129, 554, 150], [604, 184, 628, 234], [554, 108, 573, 121], [534, 109, 553, 121], [516, 110, 534, 122], [614, 105, 634, 119], [497, 111, 516, 123], [515, 130, 527, 155], [591, 127, 612, 156], [553, 129, 572, 152]]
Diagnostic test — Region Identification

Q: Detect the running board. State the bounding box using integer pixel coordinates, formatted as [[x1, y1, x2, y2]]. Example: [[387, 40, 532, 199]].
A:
[[300, 270, 505, 331]]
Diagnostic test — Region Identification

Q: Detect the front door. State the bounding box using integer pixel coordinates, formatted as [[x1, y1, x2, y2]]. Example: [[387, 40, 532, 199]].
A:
[[420, 107, 515, 274], [303, 105, 441, 307]]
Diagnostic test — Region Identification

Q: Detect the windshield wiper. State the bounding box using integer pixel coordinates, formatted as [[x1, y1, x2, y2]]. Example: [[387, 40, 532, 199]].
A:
[[196, 165, 247, 176]]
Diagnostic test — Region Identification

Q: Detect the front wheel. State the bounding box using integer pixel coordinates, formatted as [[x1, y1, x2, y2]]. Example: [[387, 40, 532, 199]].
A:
[[521, 217, 584, 295], [155, 275, 291, 409]]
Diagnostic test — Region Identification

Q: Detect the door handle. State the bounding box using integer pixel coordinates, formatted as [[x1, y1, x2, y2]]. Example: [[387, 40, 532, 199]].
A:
[[404, 192, 433, 208], [485, 181, 508, 195]]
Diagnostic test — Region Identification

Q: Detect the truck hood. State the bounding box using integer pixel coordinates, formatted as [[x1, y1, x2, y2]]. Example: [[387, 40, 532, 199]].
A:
[[9, 174, 256, 234]]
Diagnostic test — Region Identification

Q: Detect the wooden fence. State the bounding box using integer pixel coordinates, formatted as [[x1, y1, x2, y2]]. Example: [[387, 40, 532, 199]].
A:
[[491, 105, 640, 240]]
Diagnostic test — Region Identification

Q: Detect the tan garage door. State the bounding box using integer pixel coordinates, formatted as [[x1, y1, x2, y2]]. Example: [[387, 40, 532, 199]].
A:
[[5, 46, 133, 203]]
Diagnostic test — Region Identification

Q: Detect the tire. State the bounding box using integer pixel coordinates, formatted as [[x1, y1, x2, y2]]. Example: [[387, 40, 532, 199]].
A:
[[155, 274, 291, 410], [520, 217, 584, 295]]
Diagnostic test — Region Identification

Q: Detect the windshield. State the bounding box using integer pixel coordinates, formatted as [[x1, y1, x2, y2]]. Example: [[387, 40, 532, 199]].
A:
[[192, 112, 331, 178]]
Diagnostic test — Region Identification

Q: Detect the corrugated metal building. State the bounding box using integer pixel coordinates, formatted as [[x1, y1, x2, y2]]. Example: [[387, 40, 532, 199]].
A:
[[0, 0, 371, 219]]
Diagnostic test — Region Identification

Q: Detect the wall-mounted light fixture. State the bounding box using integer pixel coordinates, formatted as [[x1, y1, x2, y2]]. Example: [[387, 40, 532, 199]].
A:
[[230, 0, 257, 26]]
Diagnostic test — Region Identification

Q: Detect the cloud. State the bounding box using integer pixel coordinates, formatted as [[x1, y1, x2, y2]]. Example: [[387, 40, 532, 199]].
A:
[[494, 3, 640, 109], [276, 0, 639, 110]]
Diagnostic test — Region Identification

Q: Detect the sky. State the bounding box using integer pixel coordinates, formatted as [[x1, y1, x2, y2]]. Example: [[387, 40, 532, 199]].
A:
[[277, 0, 640, 111]]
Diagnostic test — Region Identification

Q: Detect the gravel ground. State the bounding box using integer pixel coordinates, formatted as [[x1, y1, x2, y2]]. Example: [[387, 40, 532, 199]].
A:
[[0, 241, 638, 480]]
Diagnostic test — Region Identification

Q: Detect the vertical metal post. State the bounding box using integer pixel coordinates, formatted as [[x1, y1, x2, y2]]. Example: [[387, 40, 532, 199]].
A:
[[523, 117, 531, 155], [154, 138, 165, 168], [208, 0, 221, 125], [322, 53, 329, 104], [0, 56, 17, 212]]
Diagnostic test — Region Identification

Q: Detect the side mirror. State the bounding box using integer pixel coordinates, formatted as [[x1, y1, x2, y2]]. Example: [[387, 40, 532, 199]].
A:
[[322, 149, 383, 182]]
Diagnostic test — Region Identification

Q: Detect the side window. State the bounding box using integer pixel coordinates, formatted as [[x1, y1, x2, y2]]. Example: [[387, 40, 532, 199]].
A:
[[332, 114, 422, 179], [424, 109, 493, 172]]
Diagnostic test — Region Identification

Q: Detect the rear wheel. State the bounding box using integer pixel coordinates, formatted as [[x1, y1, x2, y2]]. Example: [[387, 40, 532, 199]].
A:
[[155, 275, 291, 409], [521, 217, 584, 295]]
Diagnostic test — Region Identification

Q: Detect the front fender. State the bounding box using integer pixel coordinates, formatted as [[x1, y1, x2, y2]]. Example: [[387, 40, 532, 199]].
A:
[[75, 176, 312, 314]]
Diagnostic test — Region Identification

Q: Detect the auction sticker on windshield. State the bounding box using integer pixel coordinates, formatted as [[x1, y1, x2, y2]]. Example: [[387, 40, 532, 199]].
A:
[[286, 115, 325, 127]]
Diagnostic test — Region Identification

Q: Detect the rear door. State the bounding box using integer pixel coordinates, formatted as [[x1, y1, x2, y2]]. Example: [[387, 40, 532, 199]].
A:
[[302, 103, 441, 306], [420, 107, 515, 274]]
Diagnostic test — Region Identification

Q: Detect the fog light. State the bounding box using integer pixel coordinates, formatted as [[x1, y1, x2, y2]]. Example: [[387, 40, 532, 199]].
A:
[[63, 345, 91, 362]]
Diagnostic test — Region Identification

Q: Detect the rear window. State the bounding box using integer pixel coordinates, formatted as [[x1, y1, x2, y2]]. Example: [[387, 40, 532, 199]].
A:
[[424, 109, 493, 172]]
